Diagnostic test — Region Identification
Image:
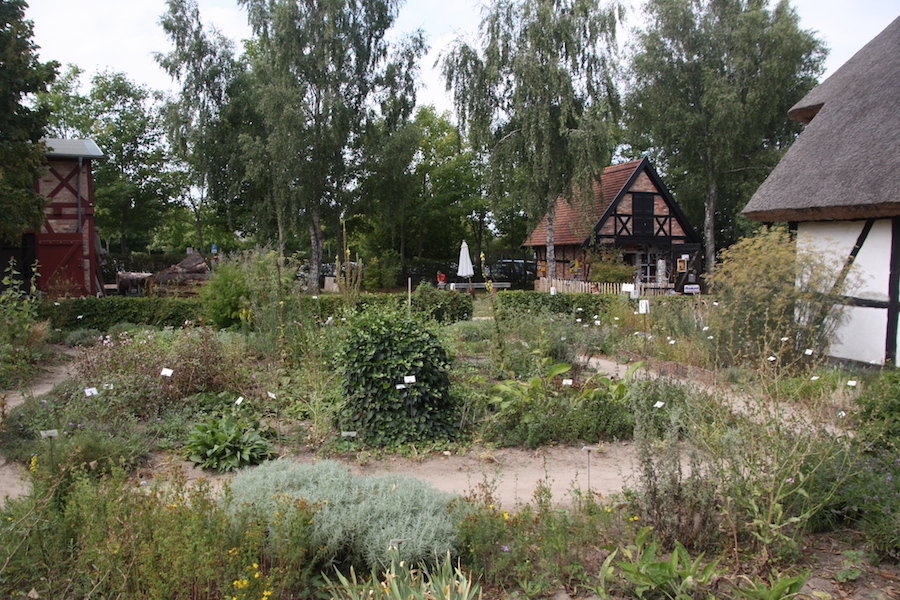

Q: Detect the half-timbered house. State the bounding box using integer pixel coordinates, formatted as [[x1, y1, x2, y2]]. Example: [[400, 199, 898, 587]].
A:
[[743, 16, 900, 365], [521, 158, 701, 290], [0, 139, 105, 297]]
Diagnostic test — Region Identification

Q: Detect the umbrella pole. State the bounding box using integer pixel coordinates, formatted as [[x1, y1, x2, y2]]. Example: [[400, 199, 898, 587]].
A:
[[468, 276, 474, 298]]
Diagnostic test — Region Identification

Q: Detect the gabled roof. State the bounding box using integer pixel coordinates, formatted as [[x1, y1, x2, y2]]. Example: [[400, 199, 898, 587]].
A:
[[522, 157, 699, 248], [743, 15, 900, 222], [43, 138, 104, 159], [522, 159, 644, 247]]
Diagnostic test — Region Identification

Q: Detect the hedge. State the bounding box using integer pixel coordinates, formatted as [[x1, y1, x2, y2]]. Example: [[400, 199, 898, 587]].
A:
[[40, 296, 203, 331], [494, 290, 701, 319], [41, 289, 473, 332]]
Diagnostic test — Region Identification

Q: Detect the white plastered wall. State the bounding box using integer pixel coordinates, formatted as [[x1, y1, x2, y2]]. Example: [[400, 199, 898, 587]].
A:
[[797, 220, 891, 364]]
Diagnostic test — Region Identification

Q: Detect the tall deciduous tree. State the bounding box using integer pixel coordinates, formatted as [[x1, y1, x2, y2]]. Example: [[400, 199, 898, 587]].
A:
[[156, 0, 240, 254], [625, 0, 826, 270], [442, 0, 621, 278], [0, 0, 57, 242], [238, 0, 424, 293], [87, 72, 175, 254]]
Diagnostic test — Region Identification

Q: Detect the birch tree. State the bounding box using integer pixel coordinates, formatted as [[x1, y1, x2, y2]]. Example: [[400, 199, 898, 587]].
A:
[[442, 0, 621, 278], [626, 0, 826, 269]]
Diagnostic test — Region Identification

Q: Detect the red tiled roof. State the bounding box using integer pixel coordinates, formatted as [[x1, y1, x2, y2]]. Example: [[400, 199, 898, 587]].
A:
[[522, 159, 643, 247]]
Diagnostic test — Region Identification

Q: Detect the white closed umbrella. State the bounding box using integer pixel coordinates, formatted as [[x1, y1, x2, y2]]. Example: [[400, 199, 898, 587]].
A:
[[457, 240, 475, 279], [457, 240, 475, 294]]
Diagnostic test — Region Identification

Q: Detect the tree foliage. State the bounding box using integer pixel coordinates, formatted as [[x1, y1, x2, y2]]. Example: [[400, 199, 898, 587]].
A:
[[443, 0, 621, 273], [237, 0, 425, 292], [0, 0, 57, 242], [625, 0, 826, 268], [39, 68, 175, 253], [156, 0, 241, 254], [353, 106, 482, 272]]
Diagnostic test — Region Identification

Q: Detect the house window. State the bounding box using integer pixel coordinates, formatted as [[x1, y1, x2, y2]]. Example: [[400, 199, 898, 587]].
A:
[[633, 193, 654, 236]]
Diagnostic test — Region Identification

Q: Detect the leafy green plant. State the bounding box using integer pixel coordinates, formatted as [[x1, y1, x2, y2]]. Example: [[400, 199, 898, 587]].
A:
[[327, 548, 482, 600], [0, 258, 47, 387], [833, 549, 865, 583], [336, 308, 458, 446], [730, 573, 808, 600], [486, 360, 642, 447], [183, 414, 274, 472], [601, 526, 719, 600]]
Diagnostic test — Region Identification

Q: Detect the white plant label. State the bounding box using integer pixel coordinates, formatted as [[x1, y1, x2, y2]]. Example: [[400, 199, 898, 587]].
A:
[[84, 387, 98, 397], [160, 368, 174, 377], [403, 375, 416, 384]]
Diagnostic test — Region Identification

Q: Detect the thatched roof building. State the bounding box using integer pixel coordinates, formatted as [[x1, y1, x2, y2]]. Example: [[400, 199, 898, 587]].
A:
[[743, 15, 900, 365], [743, 15, 900, 222]]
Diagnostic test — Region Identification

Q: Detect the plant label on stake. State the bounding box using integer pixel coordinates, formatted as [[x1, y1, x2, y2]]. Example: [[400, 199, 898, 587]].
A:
[[160, 368, 173, 377], [84, 387, 98, 397], [403, 375, 416, 384]]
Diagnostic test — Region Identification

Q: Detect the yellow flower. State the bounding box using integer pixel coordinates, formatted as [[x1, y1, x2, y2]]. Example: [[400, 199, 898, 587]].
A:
[[29, 455, 38, 473]]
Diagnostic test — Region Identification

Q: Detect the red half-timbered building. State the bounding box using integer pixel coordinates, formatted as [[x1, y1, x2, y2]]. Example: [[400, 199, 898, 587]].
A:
[[1, 139, 105, 297], [522, 158, 702, 290]]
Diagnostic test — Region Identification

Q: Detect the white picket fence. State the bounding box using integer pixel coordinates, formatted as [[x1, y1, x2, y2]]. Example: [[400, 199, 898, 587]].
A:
[[535, 277, 675, 297]]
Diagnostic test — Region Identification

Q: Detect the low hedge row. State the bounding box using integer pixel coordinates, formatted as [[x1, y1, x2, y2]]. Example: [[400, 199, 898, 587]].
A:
[[41, 289, 472, 332], [40, 296, 203, 331], [494, 290, 701, 319]]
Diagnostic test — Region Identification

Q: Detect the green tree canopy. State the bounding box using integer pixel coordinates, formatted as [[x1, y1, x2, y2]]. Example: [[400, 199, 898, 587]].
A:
[[442, 0, 621, 275], [156, 0, 241, 254], [625, 0, 826, 269], [39, 68, 176, 253], [238, 0, 425, 292], [0, 0, 57, 242]]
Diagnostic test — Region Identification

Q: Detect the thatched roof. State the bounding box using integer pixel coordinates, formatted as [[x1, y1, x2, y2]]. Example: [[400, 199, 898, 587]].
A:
[[743, 15, 900, 223], [522, 159, 644, 247]]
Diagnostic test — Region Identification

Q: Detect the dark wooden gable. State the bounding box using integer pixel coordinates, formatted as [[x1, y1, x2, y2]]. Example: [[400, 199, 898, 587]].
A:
[[585, 158, 700, 248]]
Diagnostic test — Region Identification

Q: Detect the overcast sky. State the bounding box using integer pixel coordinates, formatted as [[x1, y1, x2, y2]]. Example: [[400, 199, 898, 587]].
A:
[[26, 0, 900, 117]]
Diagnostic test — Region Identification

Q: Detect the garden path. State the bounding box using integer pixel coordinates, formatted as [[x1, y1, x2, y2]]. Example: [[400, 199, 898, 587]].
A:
[[0, 346, 77, 501]]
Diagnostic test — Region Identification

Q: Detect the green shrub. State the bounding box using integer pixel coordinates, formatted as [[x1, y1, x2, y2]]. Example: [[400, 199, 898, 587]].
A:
[[72, 327, 256, 417], [411, 282, 473, 323], [199, 258, 251, 328], [183, 414, 275, 472], [336, 309, 459, 446], [41, 296, 202, 331], [228, 460, 458, 570], [705, 226, 854, 369]]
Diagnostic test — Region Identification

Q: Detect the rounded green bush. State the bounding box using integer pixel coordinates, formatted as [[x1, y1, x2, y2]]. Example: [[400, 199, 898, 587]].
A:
[[336, 309, 458, 446]]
